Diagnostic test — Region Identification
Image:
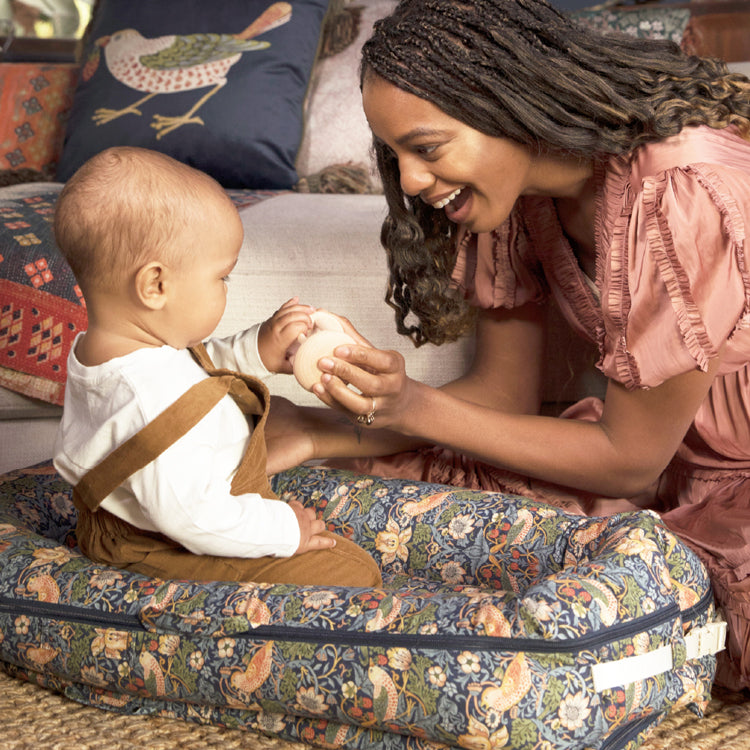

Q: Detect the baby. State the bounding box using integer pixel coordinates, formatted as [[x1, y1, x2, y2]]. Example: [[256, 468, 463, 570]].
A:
[[52, 146, 381, 587]]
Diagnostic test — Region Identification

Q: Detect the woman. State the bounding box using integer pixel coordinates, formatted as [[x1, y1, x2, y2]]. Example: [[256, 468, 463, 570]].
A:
[[266, 0, 750, 688]]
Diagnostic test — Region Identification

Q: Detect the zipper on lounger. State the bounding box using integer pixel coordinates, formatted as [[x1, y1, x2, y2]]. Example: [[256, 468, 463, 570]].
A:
[[0, 596, 140, 631], [680, 588, 714, 625], [600, 713, 662, 750], [246, 602, 684, 652], [0, 589, 712, 655]]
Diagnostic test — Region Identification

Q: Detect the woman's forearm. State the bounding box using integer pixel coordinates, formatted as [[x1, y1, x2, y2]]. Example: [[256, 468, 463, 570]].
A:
[[301, 297, 717, 497], [395, 381, 624, 490], [303, 405, 427, 459], [395, 361, 716, 498], [303, 366, 536, 463]]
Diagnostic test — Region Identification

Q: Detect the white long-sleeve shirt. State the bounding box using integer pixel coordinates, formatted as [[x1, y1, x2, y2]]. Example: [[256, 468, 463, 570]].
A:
[[53, 326, 300, 558]]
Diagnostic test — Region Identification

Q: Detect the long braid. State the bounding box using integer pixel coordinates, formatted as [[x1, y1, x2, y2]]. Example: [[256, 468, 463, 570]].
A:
[[361, 0, 750, 346]]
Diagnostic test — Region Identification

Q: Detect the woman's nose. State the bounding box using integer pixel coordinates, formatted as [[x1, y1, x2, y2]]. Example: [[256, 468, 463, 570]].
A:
[[399, 158, 433, 197]]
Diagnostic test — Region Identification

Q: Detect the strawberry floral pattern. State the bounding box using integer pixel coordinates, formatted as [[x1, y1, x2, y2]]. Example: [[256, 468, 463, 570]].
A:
[[0, 462, 717, 749]]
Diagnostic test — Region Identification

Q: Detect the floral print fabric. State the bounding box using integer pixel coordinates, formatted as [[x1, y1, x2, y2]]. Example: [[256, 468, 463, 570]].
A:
[[0, 463, 717, 749]]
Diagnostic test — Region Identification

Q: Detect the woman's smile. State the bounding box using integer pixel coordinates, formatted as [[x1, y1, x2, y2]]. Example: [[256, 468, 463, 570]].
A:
[[441, 186, 472, 223], [431, 185, 465, 209]]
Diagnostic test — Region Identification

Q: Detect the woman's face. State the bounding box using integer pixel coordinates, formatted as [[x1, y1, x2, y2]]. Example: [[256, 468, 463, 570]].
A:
[[362, 74, 590, 233]]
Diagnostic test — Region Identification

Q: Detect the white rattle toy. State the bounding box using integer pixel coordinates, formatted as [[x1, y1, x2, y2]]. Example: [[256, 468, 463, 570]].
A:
[[292, 310, 356, 391]]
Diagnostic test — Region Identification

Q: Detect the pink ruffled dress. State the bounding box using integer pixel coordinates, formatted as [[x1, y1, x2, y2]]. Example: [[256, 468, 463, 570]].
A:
[[338, 126, 750, 688]]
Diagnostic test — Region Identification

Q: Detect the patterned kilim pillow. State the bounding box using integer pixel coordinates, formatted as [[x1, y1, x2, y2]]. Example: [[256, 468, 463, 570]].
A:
[[0, 184, 85, 405], [0, 64, 78, 185]]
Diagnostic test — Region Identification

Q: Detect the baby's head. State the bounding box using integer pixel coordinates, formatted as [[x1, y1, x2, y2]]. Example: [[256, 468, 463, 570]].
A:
[[54, 146, 236, 296]]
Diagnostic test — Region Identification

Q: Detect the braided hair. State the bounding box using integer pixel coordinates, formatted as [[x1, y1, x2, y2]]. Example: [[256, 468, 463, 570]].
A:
[[361, 0, 750, 346]]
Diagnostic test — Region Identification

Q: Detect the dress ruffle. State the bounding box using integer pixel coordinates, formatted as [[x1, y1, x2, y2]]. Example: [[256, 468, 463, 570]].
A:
[[451, 127, 750, 394], [451, 205, 548, 310]]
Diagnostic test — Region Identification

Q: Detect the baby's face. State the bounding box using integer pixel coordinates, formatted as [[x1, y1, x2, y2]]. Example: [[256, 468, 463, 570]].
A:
[[165, 194, 243, 349]]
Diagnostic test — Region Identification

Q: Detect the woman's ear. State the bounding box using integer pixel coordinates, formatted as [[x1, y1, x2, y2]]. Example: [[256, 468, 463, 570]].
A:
[[134, 261, 168, 310]]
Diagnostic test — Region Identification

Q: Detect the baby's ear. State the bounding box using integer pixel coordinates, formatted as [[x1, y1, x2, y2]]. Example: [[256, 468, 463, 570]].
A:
[[134, 261, 168, 310]]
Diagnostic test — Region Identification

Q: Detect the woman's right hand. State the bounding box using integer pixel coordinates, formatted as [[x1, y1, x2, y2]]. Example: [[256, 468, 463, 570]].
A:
[[265, 397, 319, 473]]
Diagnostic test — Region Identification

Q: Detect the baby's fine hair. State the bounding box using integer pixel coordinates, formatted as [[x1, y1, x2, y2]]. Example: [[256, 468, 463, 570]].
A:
[[360, 0, 750, 345], [54, 147, 228, 292]]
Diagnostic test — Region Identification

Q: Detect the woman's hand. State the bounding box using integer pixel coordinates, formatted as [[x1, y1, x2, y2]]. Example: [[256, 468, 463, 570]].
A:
[[309, 317, 418, 430]]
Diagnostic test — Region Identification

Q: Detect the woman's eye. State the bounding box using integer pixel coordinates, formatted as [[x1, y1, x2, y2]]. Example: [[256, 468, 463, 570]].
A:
[[415, 144, 439, 158], [222, 275, 231, 283]]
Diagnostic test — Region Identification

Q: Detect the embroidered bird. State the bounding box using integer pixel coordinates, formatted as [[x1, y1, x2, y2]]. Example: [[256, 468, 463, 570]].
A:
[[469, 652, 532, 714], [139, 651, 167, 696], [368, 664, 399, 722], [26, 573, 60, 603], [474, 601, 512, 637], [82, 2, 292, 139], [228, 640, 275, 698]]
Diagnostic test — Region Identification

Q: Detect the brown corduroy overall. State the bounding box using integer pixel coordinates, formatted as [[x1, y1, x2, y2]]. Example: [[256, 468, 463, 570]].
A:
[[71, 344, 382, 587]]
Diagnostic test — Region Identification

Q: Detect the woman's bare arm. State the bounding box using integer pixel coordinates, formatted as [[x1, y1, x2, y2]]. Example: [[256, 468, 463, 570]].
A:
[[312, 304, 720, 498], [265, 303, 549, 474]]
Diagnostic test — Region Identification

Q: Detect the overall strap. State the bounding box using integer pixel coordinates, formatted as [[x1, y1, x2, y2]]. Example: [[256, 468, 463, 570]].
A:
[[74, 373, 236, 513], [189, 344, 275, 498], [189, 342, 215, 372], [190, 342, 267, 419]]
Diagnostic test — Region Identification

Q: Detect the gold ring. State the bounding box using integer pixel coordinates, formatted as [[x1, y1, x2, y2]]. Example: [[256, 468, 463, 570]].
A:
[[356, 398, 376, 426]]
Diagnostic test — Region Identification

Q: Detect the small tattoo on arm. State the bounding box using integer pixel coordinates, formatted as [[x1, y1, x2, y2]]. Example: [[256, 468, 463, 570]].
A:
[[335, 414, 363, 443]]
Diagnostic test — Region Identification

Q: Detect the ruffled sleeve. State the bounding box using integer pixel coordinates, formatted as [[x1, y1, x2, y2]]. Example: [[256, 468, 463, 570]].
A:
[[450, 202, 549, 309], [598, 162, 748, 389]]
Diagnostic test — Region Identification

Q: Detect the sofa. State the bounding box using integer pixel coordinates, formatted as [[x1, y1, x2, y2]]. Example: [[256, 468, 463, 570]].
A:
[[1, 0, 748, 476]]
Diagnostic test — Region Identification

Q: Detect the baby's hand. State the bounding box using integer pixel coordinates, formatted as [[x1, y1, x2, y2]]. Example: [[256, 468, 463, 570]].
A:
[[289, 500, 336, 554], [258, 297, 314, 374]]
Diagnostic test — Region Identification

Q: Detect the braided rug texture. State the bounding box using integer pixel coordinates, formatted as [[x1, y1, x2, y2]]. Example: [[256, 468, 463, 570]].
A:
[[1, 669, 749, 750]]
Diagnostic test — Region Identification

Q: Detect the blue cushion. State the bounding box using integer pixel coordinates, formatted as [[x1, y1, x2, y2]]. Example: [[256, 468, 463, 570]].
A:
[[57, 0, 330, 189]]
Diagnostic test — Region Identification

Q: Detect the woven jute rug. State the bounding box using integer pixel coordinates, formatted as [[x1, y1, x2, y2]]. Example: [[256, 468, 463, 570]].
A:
[[1, 668, 749, 750]]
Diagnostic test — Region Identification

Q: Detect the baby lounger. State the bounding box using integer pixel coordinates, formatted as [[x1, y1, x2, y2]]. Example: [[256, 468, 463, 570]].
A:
[[0, 462, 725, 750]]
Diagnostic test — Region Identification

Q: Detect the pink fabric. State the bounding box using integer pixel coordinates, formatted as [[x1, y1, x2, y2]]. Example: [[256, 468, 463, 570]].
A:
[[338, 126, 750, 688], [451, 126, 750, 477]]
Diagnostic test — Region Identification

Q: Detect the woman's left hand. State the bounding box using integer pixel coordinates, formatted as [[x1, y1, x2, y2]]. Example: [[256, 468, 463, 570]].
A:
[[310, 319, 417, 430]]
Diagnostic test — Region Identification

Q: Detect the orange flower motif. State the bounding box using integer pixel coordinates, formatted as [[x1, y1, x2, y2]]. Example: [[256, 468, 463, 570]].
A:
[[457, 715, 509, 749], [295, 686, 327, 714], [387, 647, 412, 671], [614, 528, 661, 563], [158, 634, 180, 656], [30, 546, 73, 567], [375, 519, 411, 565], [91, 628, 130, 658]]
